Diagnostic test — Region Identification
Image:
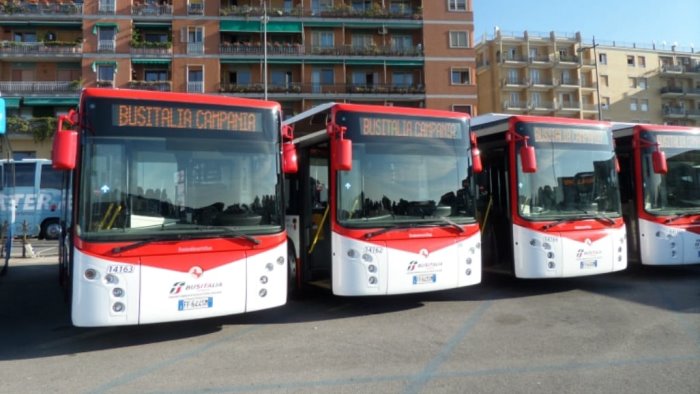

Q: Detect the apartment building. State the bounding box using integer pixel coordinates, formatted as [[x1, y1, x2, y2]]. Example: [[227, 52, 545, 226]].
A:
[[0, 0, 477, 158], [476, 29, 700, 126]]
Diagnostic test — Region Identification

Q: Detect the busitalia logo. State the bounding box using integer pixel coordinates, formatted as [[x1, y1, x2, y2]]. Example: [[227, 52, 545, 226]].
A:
[[170, 281, 186, 294], [407, 261, 419, 271]]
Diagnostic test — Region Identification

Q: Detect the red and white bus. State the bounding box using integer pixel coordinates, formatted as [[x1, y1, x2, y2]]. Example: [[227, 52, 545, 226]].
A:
[[283, 103, 482, 295], [613, 122, 700, 265], [471, 114, 627, 278], [52, 88, 297, 326]]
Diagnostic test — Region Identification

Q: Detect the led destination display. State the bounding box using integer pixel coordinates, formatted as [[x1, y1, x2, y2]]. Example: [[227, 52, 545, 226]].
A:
[[113, 104, 262, 132], [359, 116, 461, 139]]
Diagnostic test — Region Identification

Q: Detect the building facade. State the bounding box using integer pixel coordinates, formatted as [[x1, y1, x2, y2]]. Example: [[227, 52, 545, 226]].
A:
[[0, 0, 477, 158], [476, 29, 700, 125]]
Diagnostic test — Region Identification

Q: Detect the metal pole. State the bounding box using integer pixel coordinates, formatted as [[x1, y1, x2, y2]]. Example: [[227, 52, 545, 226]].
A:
[[592, 36, 602, 120], [262, 1, 268, 100]]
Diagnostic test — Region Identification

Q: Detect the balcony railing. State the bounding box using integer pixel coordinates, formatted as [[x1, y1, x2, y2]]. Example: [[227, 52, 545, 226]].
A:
[[187, 3, 203, 15], [219, 43, 423, 57], [187, 81, 204, 93], [0, 80, 81, 94], [0, 1, 83, 15], [187, 42, 204, 54], [660, 86, 684, 94], [529, 102, 556, 110], [98, 1, 115, 14], [130, 45, 172, 56], [0, 41, 82, 55], [131, 4, 172, 16], [219, 82, 425, 95], [558, 101, 581, 110], [661, 64, 683, 73], [97, 40, 115, 52], [127, 80, 172, 92], [219, 5, 421, 19]]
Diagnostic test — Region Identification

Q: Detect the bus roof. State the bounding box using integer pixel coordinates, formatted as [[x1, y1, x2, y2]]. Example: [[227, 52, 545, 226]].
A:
[[612, 121, 700, 137], [283, 102, 470, 137], [470, 113, 610, 129], [81, 88, 281, 111]]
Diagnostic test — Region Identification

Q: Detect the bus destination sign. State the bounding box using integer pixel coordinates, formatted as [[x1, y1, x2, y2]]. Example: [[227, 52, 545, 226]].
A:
[[360, 117, 460, 139], [532, 125, 608, 145], [655, 133, 700, 149], [113, 104, 262, 132]]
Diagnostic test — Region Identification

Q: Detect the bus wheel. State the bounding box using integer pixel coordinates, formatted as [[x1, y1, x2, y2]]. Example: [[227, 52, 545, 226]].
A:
[[41, 220, 62, 240], [287, 245, 301, 298]]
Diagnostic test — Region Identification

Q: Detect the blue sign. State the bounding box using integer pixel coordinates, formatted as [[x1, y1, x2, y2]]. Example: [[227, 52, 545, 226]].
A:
[[0, 98, 6, 135]]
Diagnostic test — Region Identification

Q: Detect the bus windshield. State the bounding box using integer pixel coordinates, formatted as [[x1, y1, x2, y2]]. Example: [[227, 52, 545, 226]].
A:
[[78, 99, 281, 241], [516, 122, 621, 220], [641, 131, 700, 215], [335, 111, 475, 228]]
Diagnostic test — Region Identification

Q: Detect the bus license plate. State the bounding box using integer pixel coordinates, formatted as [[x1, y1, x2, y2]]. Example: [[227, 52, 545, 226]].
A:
[[412, 274, 436, 285], [178, 297, 213, 311], [580, 260, 598, 269]]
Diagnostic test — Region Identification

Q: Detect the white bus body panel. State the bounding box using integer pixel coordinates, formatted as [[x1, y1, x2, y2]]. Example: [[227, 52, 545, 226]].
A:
[[512, 224, 627, 278], [639, 218, 700, 265], [331, 231, 481, 296], [72, 242, 287, 327]]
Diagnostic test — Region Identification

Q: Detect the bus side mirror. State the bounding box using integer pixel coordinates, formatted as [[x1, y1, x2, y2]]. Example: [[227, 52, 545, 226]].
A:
[[282, 143, 298, 174], [652, 150, 668, 174], [52, 111, 78, 170], [333, 138, 352, 171], [520, 145, 537, 173]]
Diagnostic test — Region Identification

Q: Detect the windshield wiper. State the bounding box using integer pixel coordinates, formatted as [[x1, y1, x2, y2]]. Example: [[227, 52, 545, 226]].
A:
[[588, 212, 616, 225], [434, 216, 466, 233], [111, 226, 259, 254], [541, 217, 580, 231], [364, 223, 417, 239], [665, 212, 700, 224], [541, 212, 615, 231]]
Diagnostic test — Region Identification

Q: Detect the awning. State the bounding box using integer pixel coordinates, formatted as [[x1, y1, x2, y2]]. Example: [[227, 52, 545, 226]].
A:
[[1, 98, 21, 108], [92, 22, 119, 35], [345, 59, 386, 65], [23, 97, 79, 106], [91, 61, 118, 72], [220, 21, 302, 33], [131, 59, 172, 65], [133, 23, 172, 29], [385, 60, 424, 66]]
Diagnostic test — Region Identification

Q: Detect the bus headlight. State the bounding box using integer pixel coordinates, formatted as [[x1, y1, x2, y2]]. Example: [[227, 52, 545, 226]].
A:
[[105, 274, 119, 285], [260, 276, 268, 284], [276, 256, 285, 265], [368, 276, 378, 285], [362, 253, 373, 262], [367, 264, 377, 273], [548, 261, 556, 269], [265, 263, 274, 272], [465, 268, 472, 276], [112, 302, 125, 313], [466, 257, 472, 265], [259, 289, 267, 297], [547, 252, 554, 259], [112, 287, 124, 297], [347, 249, 358, 258]]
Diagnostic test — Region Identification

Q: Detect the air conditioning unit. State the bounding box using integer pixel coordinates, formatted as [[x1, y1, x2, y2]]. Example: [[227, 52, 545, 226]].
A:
[[378, 27, 388, 35]]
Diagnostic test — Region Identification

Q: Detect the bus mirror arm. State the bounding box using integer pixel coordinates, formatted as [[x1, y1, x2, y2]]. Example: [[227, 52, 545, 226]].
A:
[[52, 110, 79, 170], [636, 137, 668, 175], [508, 131, 537, 173]]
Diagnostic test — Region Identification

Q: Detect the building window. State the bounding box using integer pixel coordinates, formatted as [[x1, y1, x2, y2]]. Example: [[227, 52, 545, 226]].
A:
[[97, 26, 116, 52], [448, 0, 467, 11], [627, 55, 635, 66], [98, 0, 115, 13], [452, 105, 472, 115], [451, 68, 470, 85], [630, 98, 638, 111], [449, 31, 469, 48], [601, 74, 609, 87], [351, 34, 373, 49], [640, 99, 649, 112], [144, 69, 168, 81], [96, 64, 115, 84], [638, 56, 646, 68], [392, 71, 414, 87], [188, 0, 204, 15], [311, 0, 333, 15], [638, 78, 647, 89], [183, 26, 204, 54], [530, 92, 541, 107], [602, 97, 610, 110], [187, 67, 204, 93], [628, 77, 637, 88], [598, 53, 607, 65], [271, 70, 293, 89]]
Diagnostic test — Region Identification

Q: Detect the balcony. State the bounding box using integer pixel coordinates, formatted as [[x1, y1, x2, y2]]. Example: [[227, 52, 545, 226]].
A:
[[131, 3, 172, 16], [97, 40, 115, 52], [557, 101, 581, 111], [98, 1, 115, 14], [130, 43, 172, 56], [218, 82, 425, 96], [219, 4, 421, 19], [0, 80, 81, 94], [0, 40, 82, 56], [661, 64, 684, 74], [127, 80, 172, 92], [187, 42, 204, 54], [220, 42, 305, 56], [0, 1, 82, 15], [307, 44, 423, 57], [187, 81, 204, 93], [660, 86, 684, 97]]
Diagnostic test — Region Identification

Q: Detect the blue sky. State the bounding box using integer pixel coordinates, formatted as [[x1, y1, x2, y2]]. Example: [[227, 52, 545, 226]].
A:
[[474, 0, 700, 51]]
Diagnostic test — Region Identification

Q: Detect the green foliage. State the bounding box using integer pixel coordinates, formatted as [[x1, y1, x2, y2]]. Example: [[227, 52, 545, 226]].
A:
[[7, 116, 58, 142]]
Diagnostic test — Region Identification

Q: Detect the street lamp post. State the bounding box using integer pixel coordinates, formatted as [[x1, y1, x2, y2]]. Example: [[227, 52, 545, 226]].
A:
[[262, 1, 269, 100], [578, 36, 602, 120]]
